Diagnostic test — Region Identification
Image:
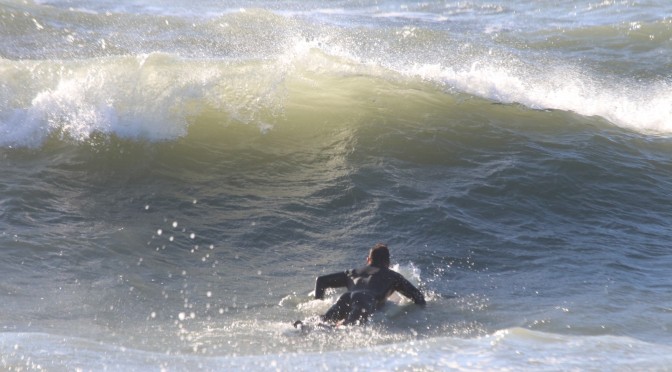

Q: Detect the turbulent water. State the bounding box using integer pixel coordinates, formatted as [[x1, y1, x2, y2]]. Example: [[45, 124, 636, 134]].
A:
[[1, 0, 672, 370]]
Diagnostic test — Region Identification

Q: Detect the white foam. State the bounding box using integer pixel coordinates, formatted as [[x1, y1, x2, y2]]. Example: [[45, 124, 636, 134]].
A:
[[0, 52, 292, 148], [3, 329, 672, 371], [408, 61, 672, 134], [373, 12, 449, 23], [0, 55, 193, 147]]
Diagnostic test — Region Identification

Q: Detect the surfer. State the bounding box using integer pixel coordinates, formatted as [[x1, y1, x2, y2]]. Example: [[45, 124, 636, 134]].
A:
[[299, 243, 426, 327]]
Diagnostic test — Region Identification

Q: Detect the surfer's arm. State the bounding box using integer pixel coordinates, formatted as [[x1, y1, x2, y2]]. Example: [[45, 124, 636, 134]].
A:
[[394, 275, 426, 305], [314, 272, 348, 299]]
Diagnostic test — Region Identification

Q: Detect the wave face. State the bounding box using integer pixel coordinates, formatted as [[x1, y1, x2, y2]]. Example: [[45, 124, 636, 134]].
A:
[[1, 1, 672, 371], [1, 1, 672, 147]]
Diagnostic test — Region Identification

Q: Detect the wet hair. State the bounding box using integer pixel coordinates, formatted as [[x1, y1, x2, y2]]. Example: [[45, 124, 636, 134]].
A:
[[369, 243, 390, 267]]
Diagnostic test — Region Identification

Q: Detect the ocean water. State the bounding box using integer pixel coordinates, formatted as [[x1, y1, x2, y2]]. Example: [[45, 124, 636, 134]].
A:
[[1, 0, 672, 370]]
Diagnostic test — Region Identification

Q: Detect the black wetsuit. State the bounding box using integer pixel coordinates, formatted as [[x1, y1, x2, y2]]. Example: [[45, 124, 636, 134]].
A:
[[314, 264, 425, 325]]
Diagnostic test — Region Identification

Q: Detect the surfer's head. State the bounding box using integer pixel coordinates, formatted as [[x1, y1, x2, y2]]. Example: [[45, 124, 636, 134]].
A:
[[368, 243, 390, 268]]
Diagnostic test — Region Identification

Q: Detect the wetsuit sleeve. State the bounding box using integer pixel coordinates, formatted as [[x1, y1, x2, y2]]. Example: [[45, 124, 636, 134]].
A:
[[314, 272, 348, 300], [394, 274, 426, 305]]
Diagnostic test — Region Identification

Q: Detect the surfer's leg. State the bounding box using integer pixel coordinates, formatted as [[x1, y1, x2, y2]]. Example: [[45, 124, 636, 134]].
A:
[[321, 292, 351, 324], [342, 292, 376, 326]]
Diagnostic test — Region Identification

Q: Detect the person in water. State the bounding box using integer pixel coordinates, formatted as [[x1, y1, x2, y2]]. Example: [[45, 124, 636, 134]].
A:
[[310, 243, 426, 326]]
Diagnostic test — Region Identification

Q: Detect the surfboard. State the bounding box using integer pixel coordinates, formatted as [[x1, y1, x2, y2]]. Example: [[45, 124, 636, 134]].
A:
[[292, 319, 335, 334]]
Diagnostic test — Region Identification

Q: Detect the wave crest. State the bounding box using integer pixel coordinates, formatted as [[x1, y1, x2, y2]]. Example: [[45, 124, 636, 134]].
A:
[[1, 42, 670, 148]]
